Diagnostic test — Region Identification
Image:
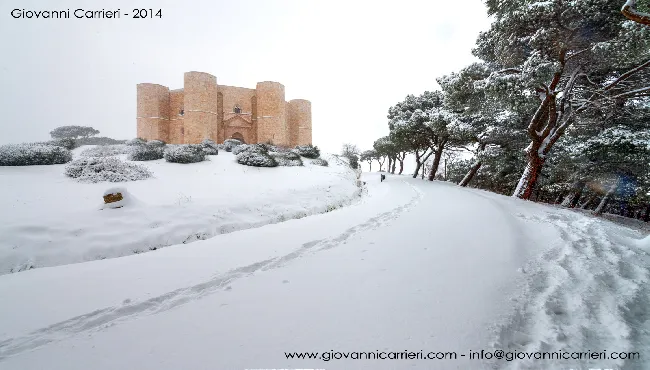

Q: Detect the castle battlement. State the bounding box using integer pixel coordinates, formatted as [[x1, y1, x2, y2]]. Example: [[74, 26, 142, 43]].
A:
[[136, 72, 312, 146]]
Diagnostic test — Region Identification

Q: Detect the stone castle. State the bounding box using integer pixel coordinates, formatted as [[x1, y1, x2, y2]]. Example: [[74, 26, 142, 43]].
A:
[[137, 71, 312, 146]]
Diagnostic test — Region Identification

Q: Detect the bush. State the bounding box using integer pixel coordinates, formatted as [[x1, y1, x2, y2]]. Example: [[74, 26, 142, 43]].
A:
[[346, 154, 359, 170], [81, 144, 130, 158], [146, 140, 166, 147], [0, 143, 72, 166], [126, 138, 147, 146], [49, 137, 76, 150], [64, 157, 152, 183], [268, 145, 291, 153], [201, 139, 219, 155], [294, 144, 320, 159], [270, 152, 303, 166], [310, 158, 329, 167], [76, 137, 126, 147], [128, 143, 164, 161], [223, 139, 243, 152], [164, 145, 206, 163], [236, 151, 278, 167], [232, 143, 267, 155]]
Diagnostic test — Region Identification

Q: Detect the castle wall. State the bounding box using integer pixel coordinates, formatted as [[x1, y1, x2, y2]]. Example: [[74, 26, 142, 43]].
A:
[[219, 85, 255, 115], [288, 99, 312, 146], [255, 81, 287, 146], [183, 72, 218, 144], [136, 83, 170, 141], [168, 89, 185, 144], [136, 73, 310, 147], [219, 85, 256, 143]]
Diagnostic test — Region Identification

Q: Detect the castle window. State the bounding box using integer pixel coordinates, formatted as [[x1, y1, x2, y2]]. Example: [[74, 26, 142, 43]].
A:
[[179, 109, 184, 116], [233, 105, 241, 114]]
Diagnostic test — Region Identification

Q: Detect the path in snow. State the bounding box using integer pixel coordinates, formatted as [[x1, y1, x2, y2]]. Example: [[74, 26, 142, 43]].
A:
[[0, 175, 648, 370]]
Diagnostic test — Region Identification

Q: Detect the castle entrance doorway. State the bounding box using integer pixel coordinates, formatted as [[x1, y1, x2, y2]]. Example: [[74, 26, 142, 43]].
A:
[[231, 132, 246, 144]]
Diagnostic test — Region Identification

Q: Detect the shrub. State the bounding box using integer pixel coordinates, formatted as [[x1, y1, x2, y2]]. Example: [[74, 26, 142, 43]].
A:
[[81, 144, 130, 158], [201, 139, 219, 155], [294, 144, 320, 159], [76, 137, 127, 147], [126, 138, 147, 146], [64, 157, 152, 183], [270, 152, 303, 166], [128, 143, 164, 161], [346, 154, 359, 170], [49, 137, 76, 150], [164, 145, 206, 163], [310, 158, 329, 167], [236, 150, 278, 167], [0, 143, 72, 166], [146, 140, 166, 148], [223, 139, 243, 152], [268, 145, 291, 153], [232, 143, 268, 155]]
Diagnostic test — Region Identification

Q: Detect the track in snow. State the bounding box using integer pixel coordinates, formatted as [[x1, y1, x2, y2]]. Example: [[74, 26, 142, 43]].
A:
[[0, 180, 424, 362]]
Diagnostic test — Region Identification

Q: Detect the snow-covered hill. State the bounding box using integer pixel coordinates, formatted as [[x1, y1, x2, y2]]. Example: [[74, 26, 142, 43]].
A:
[[0, 149, 361, 274], [0, 173, 648, 369]]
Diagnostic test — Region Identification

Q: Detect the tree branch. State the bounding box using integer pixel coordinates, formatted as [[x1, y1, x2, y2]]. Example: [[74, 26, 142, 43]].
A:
[[622, 0, 650, 26], [604, 58, 650, 92]]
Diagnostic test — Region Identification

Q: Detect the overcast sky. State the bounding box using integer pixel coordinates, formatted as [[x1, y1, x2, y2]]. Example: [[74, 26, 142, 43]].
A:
[[0, 0, 491, 154]]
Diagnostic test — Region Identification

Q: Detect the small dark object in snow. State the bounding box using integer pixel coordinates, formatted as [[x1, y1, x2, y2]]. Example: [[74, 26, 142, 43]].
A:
[[103, 192, 123, 207], [380, 174, 386, 182]]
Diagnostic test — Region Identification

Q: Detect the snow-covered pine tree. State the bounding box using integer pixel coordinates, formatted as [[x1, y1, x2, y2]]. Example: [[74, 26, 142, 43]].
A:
[[474, 0, 650, 200]]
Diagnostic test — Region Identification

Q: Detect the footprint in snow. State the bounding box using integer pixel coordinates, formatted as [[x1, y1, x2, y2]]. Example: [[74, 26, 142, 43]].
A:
[[225, 286, 233, 291], [122, 298, 132, 305], [282, 280, 290, 284]]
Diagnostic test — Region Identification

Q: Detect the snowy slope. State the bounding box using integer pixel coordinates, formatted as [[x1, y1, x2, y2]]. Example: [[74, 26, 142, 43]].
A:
[[0, 150, 360, 274], [0, 175, 648, 369]]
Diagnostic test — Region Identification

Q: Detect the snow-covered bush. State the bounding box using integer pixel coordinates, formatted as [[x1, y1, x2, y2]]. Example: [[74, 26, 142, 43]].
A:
[[0, 143, 72, 166], [232, 143, 268, 155], [146, 140, 166, 148], [164, 144, 206, 164], [81, 144, 129, 158], [201, 139, 219, 155], [268, 145, 291, 153], [126, 138, 147, 146], [223, 139, 243, 152], [310, 158, 329, 167], [236, 150, 278, 167], [294, 144, 320, 159], [231, 144, 249, 155], [65, 157, 152, 183], [128, 142, 165, 161], [270, 151, 303, 166], [49, 137, 76, 150], [76, 137, 126, 146]]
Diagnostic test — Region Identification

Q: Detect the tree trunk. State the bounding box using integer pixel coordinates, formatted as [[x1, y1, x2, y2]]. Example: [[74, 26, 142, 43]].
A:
[[427, 150, 443, 181], [398, 158, 404, 175], [391, 157, 396, 174], [561, 180, 586, 208], [594, 183, 617, 216], [413, 161, 422, 178], [512, 145, 545, 200], [580, 195, 595, 209], [368, 162, 372, 172], [643, 204, 650, 222], [459, 160, 482, 187], [387, 157, 392, 173]]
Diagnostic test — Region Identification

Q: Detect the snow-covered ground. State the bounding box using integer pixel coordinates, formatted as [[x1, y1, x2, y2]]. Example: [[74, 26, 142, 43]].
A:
[[0, 173, 648, 369], [0, 148, 360, 274]]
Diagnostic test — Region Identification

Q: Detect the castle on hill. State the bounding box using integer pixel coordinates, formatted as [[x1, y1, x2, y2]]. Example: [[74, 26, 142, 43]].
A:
[[137, 71, 312, 146]]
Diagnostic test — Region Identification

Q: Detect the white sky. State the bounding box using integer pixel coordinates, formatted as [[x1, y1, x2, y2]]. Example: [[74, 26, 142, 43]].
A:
[[0, 0, 491, 154]]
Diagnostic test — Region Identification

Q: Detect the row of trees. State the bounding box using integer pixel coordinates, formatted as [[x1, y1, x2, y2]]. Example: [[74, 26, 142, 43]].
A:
[[362, 0, 650, 219]]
